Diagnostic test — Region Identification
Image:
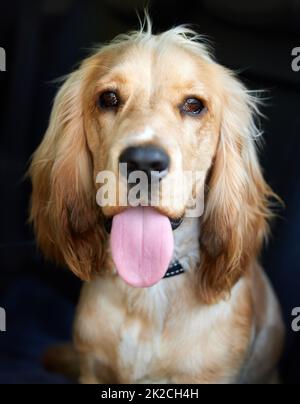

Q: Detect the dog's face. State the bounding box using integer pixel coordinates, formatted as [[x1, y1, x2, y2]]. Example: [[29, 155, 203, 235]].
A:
[[30, 27, 272, 302], [83, 42, 221, 219]]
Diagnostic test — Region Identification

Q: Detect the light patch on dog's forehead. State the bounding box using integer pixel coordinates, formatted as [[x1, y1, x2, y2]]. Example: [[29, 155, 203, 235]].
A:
[[126, 126, 155, 144], [121, 43, 203, 83]]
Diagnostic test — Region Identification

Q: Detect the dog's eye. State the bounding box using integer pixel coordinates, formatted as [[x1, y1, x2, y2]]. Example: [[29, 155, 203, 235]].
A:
[[98, 91, 120, 110], [181, 97, 205, 116]]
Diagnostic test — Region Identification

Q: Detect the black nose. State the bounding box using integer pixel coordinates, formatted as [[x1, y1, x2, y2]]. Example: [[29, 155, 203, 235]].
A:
[[119, 146, 170, 178]]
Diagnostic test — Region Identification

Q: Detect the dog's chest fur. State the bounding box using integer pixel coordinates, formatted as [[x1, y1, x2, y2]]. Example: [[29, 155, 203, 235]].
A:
[[75, 277, 251, 383]]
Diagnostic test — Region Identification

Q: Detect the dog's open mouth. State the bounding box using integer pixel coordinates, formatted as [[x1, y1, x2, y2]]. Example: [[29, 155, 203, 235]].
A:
[[105, 207, 183, 288]]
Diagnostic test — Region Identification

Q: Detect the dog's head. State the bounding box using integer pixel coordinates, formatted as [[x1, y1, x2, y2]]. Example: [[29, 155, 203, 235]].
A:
[[29, 23, 273, 302]]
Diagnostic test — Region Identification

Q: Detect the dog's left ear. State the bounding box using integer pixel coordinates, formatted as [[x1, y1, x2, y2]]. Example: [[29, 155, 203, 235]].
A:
[[199, 67, 274, 303]]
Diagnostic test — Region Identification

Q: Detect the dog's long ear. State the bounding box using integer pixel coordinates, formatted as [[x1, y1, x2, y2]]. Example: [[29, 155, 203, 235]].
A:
[[29, 66, 106, 280], [199, 68, 273, 303]]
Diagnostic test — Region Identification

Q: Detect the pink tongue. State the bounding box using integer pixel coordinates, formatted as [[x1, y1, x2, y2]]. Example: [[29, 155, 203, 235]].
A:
[[110, 207, 174, 288]]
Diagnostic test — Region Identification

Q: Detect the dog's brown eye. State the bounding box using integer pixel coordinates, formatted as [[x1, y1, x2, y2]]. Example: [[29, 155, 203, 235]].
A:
[[98, 91, 119, 110], [181, 97, 205, 116]]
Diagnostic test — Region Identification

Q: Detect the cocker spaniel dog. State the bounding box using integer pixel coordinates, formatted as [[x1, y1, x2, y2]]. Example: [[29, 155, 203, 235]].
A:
[[29, 21, 284, 384]]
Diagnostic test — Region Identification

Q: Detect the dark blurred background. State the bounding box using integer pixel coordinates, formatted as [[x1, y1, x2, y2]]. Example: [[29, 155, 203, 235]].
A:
[[0, 0, 299, 384]]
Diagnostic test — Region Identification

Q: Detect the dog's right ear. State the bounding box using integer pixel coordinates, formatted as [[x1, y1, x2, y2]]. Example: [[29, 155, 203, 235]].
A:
[[29, 66, 106, 280], [198, 66, 274, 304]]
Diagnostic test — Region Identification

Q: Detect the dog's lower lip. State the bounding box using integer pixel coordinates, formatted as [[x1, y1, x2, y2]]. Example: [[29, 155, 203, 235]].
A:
[[104, 214, 183, 234]]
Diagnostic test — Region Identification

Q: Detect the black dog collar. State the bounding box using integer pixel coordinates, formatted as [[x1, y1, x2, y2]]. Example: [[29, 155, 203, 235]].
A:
[[163, 260, 185, 279]]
